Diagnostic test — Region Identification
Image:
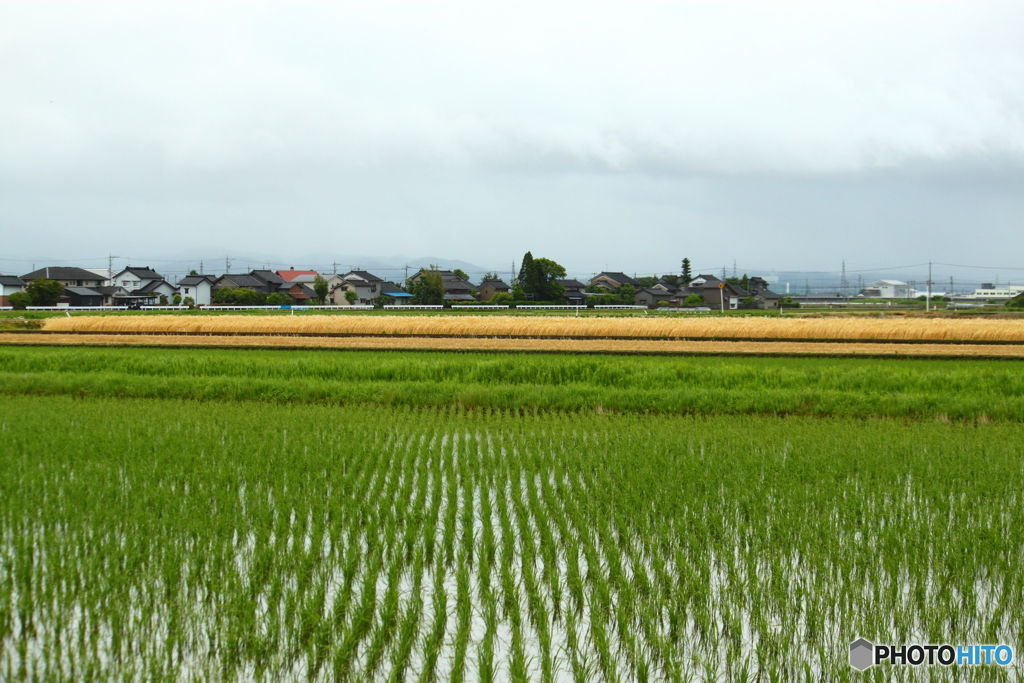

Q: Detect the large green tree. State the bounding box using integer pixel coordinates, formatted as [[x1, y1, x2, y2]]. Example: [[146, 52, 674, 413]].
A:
[[408, 267, 445, 305], [313, 275, 329, 304], [27, 279, 64, 306], [517, 252, 567, 302]]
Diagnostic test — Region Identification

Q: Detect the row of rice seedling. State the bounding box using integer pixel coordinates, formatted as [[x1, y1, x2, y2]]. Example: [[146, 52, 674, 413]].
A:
[[40, 313, 1024, 341], [2, 345, 1022, 421], [2, 395, 1022, 681]]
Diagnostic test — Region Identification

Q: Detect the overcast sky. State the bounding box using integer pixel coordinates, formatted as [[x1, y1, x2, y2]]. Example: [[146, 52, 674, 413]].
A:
[[2, 1, 1023, 282]]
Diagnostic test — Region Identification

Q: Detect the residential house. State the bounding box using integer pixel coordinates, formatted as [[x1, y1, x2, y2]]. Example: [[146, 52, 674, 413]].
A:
[[671, 274, 749, 310], [746, 277, 782, 309], [112, 266, 163, 291], [328, 270, 384, 305], [176, 275, 217, 306], [409, 269, 478, 302], [64, 287, 105, 307], [652, 278, 679, 294], [635, 288, 677, 308], [277, 269, 319, 283], [557, 279, 588, 305], [282, 281, 316, 303], [588, 272, 639, 292], [214, 273, 270, 292], [477, 280, 510, 301], [249, 270, 286, 294], [93, 286, 132, 306], [21, 267, 108, 288], [0, 275, 26, 306], [112, 266, 177, 303], [379, 282, 414, 305]]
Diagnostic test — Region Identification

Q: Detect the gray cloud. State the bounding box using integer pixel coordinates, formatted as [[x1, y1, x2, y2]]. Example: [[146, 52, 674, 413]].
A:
[[2, 1, 1022, 278]]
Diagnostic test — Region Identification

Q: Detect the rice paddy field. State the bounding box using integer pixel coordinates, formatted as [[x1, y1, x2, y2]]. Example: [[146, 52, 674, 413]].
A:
[[39, 313, 1024, 342], [2, 345, 1023, 681]]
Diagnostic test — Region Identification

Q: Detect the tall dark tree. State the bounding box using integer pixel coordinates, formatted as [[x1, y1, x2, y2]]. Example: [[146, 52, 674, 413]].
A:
[[517, 252, 538, 298], [518, 252, 567, 302], [681, 258, 693, 286]]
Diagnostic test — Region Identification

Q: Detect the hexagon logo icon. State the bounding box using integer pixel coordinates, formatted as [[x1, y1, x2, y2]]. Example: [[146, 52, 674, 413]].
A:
[[850, 638, 874, 671]]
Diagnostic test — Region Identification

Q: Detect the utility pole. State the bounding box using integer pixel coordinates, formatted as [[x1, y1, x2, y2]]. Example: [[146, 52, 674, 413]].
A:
[[332, 261, 338, 275], [840, 260, 848, 299], [225, 256, 231, 274], [926, 261, 932, 312], [108, 254, 119, 284], [200, 260, 204, 275]]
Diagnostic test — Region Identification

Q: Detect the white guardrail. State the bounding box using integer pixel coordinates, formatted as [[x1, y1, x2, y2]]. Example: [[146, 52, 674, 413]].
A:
[[515, 305, 587, 309], [200, 305, 374, 311], [450, 305, 510, 310], [593, 305, 648, 309], [384, 305, 443, 310], [653, 307, 712, 312], [27, 306, 129, 310], [141, 306, 189, 310]]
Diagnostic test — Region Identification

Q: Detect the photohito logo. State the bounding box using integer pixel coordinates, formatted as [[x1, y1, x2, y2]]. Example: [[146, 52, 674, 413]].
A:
[[850, 638, 1014, 670]]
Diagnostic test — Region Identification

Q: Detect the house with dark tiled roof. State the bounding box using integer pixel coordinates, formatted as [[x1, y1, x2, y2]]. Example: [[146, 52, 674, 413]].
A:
[[746, 277, 781, 309], [409, 269, 479, 301], [21, 267, 107, 288], [477, 280, 510, 301], [557, 279, 588, 305], [176, 275, 217, 306], [588, 272, 639, 292], [111, 266, 177, 302], [0, 275, 26, 306], [327, 270, 385, 305], [670, 274, 751, 310], [63, 287, 105, 307], [635, 288, 679, 308]]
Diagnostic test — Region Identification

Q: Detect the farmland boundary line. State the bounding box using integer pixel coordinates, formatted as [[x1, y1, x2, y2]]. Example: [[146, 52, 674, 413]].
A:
[[7, 329, 1024, 346], [3, 338, 1023, 361]]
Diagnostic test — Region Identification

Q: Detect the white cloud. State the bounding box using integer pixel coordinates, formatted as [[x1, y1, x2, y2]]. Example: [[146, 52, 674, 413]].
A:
[[2, 1, 1023, 177]]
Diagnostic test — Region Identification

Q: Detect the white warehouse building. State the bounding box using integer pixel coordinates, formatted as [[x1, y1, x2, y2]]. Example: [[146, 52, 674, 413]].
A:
[[862, 280, 913, 299]]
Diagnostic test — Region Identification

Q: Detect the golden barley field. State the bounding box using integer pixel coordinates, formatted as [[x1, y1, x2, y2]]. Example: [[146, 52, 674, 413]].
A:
[[6, 332, 1024, 357], [40, 314, 1024, 342]]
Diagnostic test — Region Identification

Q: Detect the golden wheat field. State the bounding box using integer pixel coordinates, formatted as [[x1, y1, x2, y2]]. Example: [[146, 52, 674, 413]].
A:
[[7, 332, 1024, 357], [40, 314, 1024, 341]]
